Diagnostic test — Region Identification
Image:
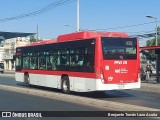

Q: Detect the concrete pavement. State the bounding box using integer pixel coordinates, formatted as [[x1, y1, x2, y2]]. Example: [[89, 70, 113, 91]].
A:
[[140, 75, 160, 93], [0, 71, 15, 77]]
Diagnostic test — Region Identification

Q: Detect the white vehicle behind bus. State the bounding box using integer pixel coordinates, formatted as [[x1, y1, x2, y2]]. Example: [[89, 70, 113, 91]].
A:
[[0, 63, 4, 73]]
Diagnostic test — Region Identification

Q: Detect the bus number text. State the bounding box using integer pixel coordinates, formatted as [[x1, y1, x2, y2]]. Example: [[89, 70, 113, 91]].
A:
[[114, 61, 127, 65]]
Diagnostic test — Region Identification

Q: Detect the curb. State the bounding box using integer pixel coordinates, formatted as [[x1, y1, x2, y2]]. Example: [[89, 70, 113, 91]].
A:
[[0, 84, 159, 111]]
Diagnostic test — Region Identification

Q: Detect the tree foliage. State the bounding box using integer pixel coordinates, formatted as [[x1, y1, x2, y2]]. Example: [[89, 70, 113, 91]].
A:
[[145, 26, 160, 61], [30, 35, 37, 43]]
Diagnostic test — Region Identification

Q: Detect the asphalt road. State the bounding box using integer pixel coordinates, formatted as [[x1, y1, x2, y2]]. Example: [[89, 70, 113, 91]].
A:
[[0, 89, 115, 120], [0, 76, 147, 120], [72, 89, 160, 110], [0, 73, 160, 110], [0, 89, 104, 111], [0, 72, 158, 120], [0, 75, 112, 120]]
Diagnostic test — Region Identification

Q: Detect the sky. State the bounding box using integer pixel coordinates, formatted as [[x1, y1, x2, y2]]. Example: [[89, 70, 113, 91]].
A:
[[0, 0, 159, 46]]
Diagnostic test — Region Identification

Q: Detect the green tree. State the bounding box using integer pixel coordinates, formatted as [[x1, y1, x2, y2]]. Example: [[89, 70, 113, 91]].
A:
[[146, 26, 160, 45], [30, 35, 37, 43], [145, 26, 160, 60]]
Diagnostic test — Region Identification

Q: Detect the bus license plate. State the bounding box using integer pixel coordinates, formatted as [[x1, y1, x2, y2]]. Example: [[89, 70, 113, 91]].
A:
[[118, 84, 125, 89]]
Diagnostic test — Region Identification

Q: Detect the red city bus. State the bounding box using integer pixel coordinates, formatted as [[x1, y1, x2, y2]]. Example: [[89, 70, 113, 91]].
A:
[[15, 31, 140, 93]]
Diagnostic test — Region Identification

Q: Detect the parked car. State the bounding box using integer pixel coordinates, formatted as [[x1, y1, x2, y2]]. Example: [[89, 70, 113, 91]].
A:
[[0, 63, 4, 73]]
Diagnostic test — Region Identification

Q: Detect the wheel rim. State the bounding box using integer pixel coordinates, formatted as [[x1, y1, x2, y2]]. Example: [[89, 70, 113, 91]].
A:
[[25, 75, 30, 84], [63, 80, 68, 91]]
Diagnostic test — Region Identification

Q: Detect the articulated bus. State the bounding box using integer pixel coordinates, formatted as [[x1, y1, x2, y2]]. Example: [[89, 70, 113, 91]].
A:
[[15, 31, 140, 93]]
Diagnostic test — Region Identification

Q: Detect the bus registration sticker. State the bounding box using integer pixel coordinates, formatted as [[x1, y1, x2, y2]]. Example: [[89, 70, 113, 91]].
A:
[[118, 84, 125, 89]]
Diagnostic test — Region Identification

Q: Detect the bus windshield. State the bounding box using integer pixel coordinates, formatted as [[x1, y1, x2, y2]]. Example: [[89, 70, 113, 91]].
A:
[[102, 37, 137, 60]]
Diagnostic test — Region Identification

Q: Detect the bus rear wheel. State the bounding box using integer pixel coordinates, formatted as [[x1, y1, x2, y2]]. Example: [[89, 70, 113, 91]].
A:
[[24, 73, 30, 87], [61, 76, 70, 94]]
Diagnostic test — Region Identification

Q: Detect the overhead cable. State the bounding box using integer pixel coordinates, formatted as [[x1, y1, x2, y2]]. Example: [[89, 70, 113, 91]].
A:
[[0, 0, 75, 22], [90, 21, 160, 31]]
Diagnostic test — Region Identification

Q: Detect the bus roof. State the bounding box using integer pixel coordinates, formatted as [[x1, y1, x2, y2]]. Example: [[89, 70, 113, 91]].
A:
[[17, 31, 129, 48], [57, 31, 129, 42]]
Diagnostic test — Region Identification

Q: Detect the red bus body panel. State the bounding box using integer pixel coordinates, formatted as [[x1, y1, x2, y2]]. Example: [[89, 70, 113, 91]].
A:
[[101, 60, 139, 84]]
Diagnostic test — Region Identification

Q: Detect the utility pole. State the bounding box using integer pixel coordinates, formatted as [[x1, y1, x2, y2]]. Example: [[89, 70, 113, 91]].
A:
[[146, 16, 158, 45], [37, 25, 39, 41], [76, 0, 80, 32], [146, 16, 159, 83]]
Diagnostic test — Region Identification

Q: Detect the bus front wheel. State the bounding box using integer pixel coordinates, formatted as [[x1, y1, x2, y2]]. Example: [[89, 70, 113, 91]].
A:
[[61, 76, 70, 94], [24, 73, 30, 87]]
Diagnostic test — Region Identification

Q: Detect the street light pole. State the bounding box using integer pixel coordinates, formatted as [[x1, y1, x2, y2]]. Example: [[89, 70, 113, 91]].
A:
[[146, 16, 158, 46], [37, 25, 39, 41], [65, 0, 80, 32], [156, 18, 158, 46], [77, 0, 80, 32], [146, 15, 159, 83]]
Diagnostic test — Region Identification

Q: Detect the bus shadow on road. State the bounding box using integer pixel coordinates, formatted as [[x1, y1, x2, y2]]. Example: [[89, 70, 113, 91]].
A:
[[71, 90, 135, 99], [17, 82, 135, 99]]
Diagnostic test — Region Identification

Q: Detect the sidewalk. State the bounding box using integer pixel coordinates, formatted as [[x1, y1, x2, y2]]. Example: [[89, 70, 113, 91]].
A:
[[4, 70, 15, 73], [140, 75, 160, 93]]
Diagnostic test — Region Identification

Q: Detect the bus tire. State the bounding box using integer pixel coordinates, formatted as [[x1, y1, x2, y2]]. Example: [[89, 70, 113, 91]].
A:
[[61, 76, 70, 94], [24, 73, 30, 87]]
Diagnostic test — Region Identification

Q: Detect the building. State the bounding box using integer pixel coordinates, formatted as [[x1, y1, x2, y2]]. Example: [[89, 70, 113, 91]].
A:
[[0, 47, 4, 62], [3, 37, 31, 70], [0, 36, 5, 63], [0, 32, 35, 70]]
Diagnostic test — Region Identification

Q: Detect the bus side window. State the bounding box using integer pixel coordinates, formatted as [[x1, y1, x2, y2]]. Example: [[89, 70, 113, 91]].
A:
[[38, 56, 46, 70], [23, 57, 30, 69], [47, 56, 57, 70], [30, 56, 37, 69], [46, 57, 51, 70], [77, 55, 84, 66], [71, 55, 78, 66], [61, 55, 67, 65], [83, 55, 94, 72]]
